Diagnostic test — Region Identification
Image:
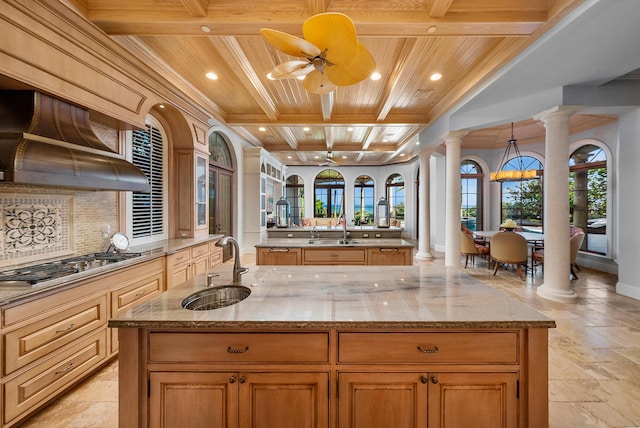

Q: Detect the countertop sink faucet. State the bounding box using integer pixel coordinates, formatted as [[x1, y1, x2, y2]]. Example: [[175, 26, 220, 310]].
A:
[[340, 214, 349, 241], [215, 236, 249, 283]]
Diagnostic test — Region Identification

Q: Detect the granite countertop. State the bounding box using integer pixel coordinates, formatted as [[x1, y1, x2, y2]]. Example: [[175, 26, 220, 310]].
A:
[[0, 234, 224, 305], [109, 264, 556, 330], [255, 238, 414, 248]]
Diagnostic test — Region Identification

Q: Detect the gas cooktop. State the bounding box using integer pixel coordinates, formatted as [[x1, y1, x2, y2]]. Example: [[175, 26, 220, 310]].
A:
[[0, 252, 142, 286]]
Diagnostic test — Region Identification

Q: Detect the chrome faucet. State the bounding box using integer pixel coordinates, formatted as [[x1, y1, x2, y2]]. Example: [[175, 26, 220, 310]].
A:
[[215, 236, 249, 283], [340, 214, 349, 241]]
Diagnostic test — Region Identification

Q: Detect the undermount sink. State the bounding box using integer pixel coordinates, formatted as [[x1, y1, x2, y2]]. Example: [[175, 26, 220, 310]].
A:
[[181, 285, 251, 311], [307, 239, 360, 245]]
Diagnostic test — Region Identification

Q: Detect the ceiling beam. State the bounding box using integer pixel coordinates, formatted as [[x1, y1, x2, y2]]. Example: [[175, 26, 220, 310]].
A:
[[306, 0, 328, 16], [209, 36, 280, 121], [179, 0, 208, 17], [376, 38, 419, 121], [90, 10, 545, 37], [321, 92, 334, 121], [281, 127, 298, 150]]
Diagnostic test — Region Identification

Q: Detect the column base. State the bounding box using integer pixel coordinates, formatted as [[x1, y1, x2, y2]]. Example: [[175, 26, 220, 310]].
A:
[[536, 283, 578, 303], [415, 251, 434, 260]]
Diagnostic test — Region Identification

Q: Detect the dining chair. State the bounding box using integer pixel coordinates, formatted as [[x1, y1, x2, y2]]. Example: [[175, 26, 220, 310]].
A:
[[531, 228, 586, 279], [460, 230, 490, 268], [490, 231, 528, 280]]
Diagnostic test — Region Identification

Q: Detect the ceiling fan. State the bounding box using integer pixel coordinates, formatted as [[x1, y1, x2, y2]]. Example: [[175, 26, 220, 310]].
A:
[[260, 13, 376, 94], [318, 151, 344, 166]]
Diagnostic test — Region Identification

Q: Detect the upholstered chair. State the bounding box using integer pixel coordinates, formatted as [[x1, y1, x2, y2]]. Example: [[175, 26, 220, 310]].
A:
[[460, 230, 490, 268], [490, 231, 528, 280]]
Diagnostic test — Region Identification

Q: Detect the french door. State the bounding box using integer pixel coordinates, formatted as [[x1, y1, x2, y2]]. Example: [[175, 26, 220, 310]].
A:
[[209, 166, 233, 260]]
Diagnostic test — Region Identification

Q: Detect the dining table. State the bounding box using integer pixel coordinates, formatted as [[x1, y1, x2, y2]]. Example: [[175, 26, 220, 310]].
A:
[[473, 230, 545, 243]]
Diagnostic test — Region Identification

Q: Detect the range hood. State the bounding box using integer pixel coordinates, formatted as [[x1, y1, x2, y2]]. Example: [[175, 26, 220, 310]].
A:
[[0, 90, 150, 192]]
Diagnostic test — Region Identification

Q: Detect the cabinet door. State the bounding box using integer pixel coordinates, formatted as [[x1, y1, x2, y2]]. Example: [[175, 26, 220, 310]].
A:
[[338, 372, 427, 428], [192, 255, 210, 277], [257, 248, 301, 265], [239, 372, 329, 428], [149, 371, 238, 428], [367, 248, 412, 265], [427, 372, 518, 428]]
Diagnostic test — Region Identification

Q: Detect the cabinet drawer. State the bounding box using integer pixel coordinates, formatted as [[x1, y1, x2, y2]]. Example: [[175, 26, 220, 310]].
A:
[[3, 330, 107, 424], [168, 248, 191, 266], [210, 247, 223, 266], [149, 332, 329, 363], [303, 248, 366, 264], [3, 295, 107, 375], [111, 273, 163, 316], [338, 332, 519, 364], [191, 243, 210, 259]]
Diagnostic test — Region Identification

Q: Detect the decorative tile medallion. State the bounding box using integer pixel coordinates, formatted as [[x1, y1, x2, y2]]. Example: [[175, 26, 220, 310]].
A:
[[0, 195, 73, 265]]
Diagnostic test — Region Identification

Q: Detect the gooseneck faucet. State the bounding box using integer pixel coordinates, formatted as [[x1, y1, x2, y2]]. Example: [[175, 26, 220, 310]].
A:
[[215, 236, 249, 283], [340, 213, 349, 241]]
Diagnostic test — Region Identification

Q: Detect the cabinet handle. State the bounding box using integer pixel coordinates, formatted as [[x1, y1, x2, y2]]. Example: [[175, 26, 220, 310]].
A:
[[417, 345, 439, 354], [56, 323, 76, 333], [431, 376, 439, 384], [380, 248, 399, 252], [229, 376, 236, 384], [420, 376, 428, 384], [269, 248, 290, 252], [227, 346, 249, 354], [135, 291, 146, 298], [55, 362, 75, 375], [239, 376, 246, 384]]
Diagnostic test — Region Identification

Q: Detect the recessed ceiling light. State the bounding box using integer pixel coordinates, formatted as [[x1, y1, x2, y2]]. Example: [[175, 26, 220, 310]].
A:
[[201, 25, 211, 33], [430, 73, 442, 81], [296, 75, 306, 80], [342, 155, 347, 159], [347, 127, 354, 132], [259, 127, 266, 132], [416, 141, 420, 145], [370, 71, 382, 81], [267, 73, 275, 80], [314, 155, 320, 159], [206, 72, 218, 80], [287, 155, 292, 159], [399, 153, 406, 157], [158, 104, 165, 109], [303, 127, 310, 132]]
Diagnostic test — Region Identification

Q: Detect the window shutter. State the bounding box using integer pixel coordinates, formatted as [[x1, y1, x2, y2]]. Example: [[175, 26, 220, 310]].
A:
[[132, 125, 164, 239]]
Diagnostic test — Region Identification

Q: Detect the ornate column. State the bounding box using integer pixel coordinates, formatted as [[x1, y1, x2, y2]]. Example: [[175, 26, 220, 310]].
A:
[[415, 148, 433, 260], [444, 130, 468, 267], [534, 106, 580, 303]]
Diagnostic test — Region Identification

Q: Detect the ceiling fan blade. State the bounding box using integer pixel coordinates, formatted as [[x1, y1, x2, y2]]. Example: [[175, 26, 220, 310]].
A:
[[260, 28, 321, 58], [326, 42, 376, 86], [303, 13, 358, 66], [303, 69, 337, 94], [269, 61, 313, 79]]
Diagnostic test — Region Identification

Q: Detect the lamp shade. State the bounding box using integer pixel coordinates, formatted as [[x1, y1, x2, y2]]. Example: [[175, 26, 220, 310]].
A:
[[276, 197, 290, 228]]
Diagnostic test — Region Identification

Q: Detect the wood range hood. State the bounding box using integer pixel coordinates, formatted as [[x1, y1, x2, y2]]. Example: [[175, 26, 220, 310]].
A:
[[0, 90, 150, 192]]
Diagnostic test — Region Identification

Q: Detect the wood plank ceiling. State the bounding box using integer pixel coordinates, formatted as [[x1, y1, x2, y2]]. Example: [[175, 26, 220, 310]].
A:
[[68, 0, 604, 165]]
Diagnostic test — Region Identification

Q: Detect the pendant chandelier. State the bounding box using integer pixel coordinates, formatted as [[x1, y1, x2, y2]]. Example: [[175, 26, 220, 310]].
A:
[[490, 123, 539, 182]]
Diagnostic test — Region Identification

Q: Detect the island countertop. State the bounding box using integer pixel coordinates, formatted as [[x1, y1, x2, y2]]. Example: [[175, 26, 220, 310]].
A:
[[109, 265, 555, 330], [254, 237, 414, 248]]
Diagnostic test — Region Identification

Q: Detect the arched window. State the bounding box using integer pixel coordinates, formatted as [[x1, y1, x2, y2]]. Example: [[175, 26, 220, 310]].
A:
[[285, 175, 305, 226], [354, 175, 374, 225], [461, 160, 483, 231], [500, 156, 543, 228], [208, 131, 233, 168], [386, 173, 405, 223], [314, 169, 344, 218], [570, 144, 607, 255], [207, 131, 234, 238]]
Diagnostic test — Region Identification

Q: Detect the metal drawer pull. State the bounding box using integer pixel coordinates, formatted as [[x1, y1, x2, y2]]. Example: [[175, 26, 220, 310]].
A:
[[55, 362, 75, 375], [269, 248, 290, 252], [417, 345, 439, 353], [420, 376, 428, 384], [431, 376, 439, 384], [227, 346, 249, 354], [135, 291, 146, 298], [380, 248, 399, 252], [56, 323, 76, 333]]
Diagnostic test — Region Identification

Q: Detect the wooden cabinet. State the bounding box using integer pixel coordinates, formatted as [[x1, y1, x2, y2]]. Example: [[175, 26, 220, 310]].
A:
[[0, 257, 162, 427], [144, 331, 330, 428], [120, 328, 535, 428], [367, 247, 413, 265], [257, 247, 302, 265], [149, 371, 328, 428], [256, 246, 413, 266], [166, 241, 222, 289], [302, 248, 367, 265]]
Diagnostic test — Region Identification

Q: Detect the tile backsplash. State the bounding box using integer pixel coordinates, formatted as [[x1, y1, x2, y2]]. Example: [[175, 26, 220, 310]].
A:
[[0, 185, 117, 268]]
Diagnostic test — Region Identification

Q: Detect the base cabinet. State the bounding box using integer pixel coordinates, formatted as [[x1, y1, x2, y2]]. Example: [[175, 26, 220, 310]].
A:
[[257, 248, 302, 265], [338, 371, 516, 428], [256, 247, 412, 265], [149, 371, 329, 428]]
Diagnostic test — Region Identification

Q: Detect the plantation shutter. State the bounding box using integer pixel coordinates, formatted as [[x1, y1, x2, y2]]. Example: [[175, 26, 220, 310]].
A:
[[131, 125, 164, 239]]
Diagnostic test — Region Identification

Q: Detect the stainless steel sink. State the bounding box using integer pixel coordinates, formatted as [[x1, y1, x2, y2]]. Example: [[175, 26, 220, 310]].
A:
[[307, 239, 360, 245], [181, 285, 251, 311]]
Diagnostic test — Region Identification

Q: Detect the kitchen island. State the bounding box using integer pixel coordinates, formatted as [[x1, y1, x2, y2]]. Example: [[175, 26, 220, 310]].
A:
[[110, 264, 555, 428]]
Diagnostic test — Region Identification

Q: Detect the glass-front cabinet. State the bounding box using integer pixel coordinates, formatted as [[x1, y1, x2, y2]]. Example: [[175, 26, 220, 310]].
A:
[[196, 155, 207, 227]]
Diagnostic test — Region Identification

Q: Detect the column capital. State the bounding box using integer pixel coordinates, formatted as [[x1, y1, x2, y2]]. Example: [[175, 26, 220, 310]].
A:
[[443, 129, 469, 145], [418, 147, 434, 159], [534, 105, 582, 124]]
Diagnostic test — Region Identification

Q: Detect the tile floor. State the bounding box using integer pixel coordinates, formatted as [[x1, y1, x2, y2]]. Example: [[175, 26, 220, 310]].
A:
[[19, 252, 640, 427]]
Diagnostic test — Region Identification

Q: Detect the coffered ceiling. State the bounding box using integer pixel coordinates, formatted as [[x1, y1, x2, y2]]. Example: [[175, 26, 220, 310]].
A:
[[66, 0, 588, 165]]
